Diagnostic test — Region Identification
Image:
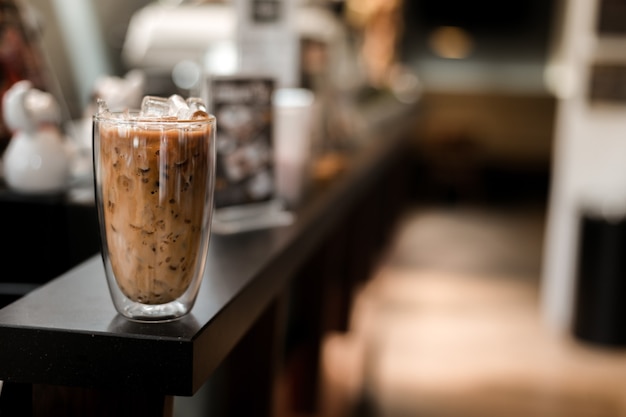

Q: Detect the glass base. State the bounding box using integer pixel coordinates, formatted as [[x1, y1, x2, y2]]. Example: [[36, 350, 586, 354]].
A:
[[117, 300, 190, 322]]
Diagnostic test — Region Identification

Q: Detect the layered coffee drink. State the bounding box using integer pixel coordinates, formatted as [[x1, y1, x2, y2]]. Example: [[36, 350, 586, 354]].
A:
[[94, 95, 215, 320]]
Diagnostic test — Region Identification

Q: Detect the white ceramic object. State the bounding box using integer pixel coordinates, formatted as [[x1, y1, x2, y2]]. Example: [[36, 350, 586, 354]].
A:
[[273, 88, 315, 207], [2, 80, 70, 194]]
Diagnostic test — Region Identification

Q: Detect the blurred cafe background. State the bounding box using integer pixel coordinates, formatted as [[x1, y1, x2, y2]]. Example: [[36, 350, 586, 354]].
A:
[[4, 0, 626, 416]]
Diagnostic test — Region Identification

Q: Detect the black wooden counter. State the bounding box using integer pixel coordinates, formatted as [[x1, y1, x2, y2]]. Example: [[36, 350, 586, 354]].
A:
[[0, 96, 416, 416]]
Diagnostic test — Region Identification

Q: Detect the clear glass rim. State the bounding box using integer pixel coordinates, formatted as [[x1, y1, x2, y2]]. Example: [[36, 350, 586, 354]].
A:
[[93, 110, 216, 126]]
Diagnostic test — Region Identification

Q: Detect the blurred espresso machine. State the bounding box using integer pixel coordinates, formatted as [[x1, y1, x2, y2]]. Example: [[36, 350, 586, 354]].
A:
[[121, 0, 362, 97], [122, 0, 365, 172]]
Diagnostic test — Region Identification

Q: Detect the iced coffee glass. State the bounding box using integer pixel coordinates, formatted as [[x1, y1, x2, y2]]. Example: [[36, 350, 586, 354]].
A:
[[93, 95, 216, 321]]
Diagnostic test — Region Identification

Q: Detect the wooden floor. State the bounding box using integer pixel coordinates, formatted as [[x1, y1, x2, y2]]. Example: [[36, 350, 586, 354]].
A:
[[279, 203, 626, 417]]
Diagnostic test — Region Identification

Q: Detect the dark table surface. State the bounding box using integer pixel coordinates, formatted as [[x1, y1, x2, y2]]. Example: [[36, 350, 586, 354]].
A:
[[0, 96, 416, 397]]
